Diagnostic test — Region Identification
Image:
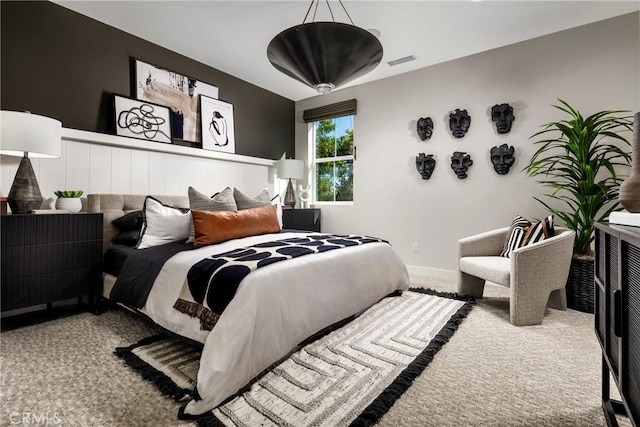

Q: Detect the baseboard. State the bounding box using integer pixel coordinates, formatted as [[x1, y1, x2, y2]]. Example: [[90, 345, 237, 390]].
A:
[[406, 265, 457, 282]]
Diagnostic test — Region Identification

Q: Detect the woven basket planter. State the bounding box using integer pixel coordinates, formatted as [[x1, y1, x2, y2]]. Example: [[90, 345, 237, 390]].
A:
[[566, 256, 595, 313]]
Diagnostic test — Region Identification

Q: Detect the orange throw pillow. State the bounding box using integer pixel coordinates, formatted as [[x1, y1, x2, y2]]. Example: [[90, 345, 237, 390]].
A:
[[192, 204, 281, 246]]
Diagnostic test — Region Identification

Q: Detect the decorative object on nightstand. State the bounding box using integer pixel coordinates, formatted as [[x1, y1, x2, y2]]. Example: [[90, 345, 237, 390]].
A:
[[277, 158, 304, 209], [0, 111, 62, 214], [620, 111, 640, 213], [0, 213, 103, 314], [298, 184, 311, 209], [282, 208, 321, 232], [54, 190, 84, 212], [267, 0, 383, 95]]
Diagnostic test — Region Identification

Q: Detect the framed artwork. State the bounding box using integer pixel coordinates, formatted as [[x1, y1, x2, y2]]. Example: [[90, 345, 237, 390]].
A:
[[133, 58, 219, 143], [113, 94, 172, 143], [200, 95, 235, 154]]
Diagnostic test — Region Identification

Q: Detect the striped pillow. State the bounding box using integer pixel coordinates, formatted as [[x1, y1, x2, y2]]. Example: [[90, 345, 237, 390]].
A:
[[522, 215, 555, 247], [500, 215, 555, 257], [500, 215, 531, 257]]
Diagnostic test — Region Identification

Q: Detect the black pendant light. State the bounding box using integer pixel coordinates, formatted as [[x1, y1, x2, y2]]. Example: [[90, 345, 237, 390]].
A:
[[267, 0, 383, 94]]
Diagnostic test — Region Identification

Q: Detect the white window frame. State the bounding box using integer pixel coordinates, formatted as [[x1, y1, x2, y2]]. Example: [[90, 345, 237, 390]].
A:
[[308, 116, 355, 205]]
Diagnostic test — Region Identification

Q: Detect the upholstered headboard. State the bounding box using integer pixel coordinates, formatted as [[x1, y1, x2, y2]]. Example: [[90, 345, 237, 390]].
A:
[[86, 194, 189, 252]]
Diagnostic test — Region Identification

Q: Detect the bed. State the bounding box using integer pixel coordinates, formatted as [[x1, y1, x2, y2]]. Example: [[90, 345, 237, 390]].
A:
[[87, 193, 410, 417]]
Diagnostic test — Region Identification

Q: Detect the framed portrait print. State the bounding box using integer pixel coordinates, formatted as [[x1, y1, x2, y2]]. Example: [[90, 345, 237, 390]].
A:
[[113, 94, 172, 143], [200, 95, 235, 154], [133, 58, 219, 143]]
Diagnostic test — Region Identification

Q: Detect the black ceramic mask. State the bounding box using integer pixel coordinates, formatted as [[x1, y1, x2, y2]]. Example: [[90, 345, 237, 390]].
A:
[[490, 144, 515, 175], [449, 109, 471, 138], [450, 151, 473, 179], [416, 153, 436, 179], [491, 103, 515, 134], [417, 117, 434, 141]]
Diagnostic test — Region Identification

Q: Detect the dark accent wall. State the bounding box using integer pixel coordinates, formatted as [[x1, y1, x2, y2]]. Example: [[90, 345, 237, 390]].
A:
[[0, 1, 294, 160]]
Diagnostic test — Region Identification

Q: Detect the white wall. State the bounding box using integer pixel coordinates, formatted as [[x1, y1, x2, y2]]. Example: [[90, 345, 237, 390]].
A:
[[295, 13, 640, 275], [1, 130, 278, 208]]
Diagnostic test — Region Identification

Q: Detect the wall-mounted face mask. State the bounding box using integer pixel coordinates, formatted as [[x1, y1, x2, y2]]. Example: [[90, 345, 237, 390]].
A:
[[490, 144, 515, 175], [450, 151, 473, 179], [491, 103, 515, 134], [416, 153, 436, 179], [417, 117, 434, 141], [449, 109, 471, 138]]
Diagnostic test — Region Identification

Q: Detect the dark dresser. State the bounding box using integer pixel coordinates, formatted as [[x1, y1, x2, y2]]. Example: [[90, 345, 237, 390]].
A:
[[595, 222, 640, 426], [1, 213, 103, 313]]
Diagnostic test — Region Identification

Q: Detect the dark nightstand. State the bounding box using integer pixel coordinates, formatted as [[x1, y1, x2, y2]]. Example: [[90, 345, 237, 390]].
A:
[[1, 213, 103, 314], [282, 208, 321, 232]]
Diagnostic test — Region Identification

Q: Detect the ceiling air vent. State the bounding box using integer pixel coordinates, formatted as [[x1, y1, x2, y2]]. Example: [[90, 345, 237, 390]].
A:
[[387, 55, 417, 67]]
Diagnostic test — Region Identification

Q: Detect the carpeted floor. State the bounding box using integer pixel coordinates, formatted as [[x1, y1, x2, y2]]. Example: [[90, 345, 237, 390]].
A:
[[0, 277, 624, 426]]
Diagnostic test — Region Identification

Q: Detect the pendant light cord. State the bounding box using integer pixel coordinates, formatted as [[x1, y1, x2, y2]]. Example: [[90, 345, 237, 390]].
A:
[[302, 0, 355, 25], [339, 0, 355, 25]]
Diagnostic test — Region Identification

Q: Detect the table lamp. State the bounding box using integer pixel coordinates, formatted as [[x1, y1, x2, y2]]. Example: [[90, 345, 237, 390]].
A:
[[1, 111, 62, 214], [277, 158, 304, 209]]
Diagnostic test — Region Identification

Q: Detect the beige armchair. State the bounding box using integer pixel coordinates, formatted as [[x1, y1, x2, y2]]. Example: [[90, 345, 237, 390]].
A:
[[457, 226, 575, 326]]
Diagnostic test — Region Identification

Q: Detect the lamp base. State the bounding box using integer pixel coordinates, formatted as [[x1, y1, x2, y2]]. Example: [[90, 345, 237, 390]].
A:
[[8, 156, 43, 214], [284, 178, 296, 209]]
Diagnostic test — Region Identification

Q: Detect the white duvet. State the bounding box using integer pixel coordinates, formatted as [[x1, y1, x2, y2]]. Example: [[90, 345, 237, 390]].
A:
[[138, 231, 410, 416]]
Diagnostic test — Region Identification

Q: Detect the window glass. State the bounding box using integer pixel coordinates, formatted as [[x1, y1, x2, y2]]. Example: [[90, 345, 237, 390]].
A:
[[313, 116, 354, 202]]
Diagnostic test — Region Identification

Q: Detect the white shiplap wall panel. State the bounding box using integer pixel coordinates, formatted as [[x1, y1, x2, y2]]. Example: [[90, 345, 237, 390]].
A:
[[64, 141, 90, 194], [0, 129, 276, 210], [193, 158, 210, 194], [110, 147, 131, 194], [89, 145, 111, 193], [164, 155, 183, 196], [130, 150, 150, 195], [38, 142, 66, 200], [179, 157, 196, 192], [1, 155, 21, 196], [148, 152, 167, 195]]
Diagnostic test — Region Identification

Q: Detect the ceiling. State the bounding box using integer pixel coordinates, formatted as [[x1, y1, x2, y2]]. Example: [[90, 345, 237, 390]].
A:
[[55, 1, 639, 102]]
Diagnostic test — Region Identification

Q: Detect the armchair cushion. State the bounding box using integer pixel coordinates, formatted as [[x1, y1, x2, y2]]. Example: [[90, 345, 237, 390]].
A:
[[460, 256, 510, 287]]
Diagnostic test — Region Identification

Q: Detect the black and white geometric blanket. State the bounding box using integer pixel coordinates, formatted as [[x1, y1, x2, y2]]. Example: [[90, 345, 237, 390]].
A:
[[173, 234, 387, 330]]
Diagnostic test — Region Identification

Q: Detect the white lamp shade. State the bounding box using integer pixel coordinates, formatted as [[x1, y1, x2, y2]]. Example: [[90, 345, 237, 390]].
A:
[[277, 158, 304, 180], [0, 111, 62, 158]]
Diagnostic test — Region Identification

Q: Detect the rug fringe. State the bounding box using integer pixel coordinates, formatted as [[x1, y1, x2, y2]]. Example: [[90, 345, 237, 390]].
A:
[[409, 286, 476, 303], [114, 334, 193, 402], [349, 294, 475, 426]]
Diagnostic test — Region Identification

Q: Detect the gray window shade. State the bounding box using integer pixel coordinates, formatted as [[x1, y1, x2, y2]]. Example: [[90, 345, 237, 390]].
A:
[[303, 99, 357, 123]]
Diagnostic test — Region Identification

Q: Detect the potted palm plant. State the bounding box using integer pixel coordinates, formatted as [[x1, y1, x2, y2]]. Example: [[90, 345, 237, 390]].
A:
[[524, 99, 633, 313]]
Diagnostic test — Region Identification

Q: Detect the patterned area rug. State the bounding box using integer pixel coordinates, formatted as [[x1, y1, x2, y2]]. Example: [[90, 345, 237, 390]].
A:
[[115, 289, 473, 426]]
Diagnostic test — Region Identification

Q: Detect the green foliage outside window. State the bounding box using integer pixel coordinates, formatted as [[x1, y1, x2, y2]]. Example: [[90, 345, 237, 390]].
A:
[[315, 117, 354, 202]]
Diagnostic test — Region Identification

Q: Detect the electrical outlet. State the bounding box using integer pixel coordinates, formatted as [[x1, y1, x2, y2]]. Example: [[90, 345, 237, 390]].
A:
[[412, 242, 420, 253]]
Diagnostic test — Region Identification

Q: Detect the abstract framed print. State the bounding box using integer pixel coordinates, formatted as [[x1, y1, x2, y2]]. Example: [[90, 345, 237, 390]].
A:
[[133, 58, 219, 143], [113, 94, 172, 143], [200, 95, 235, 154]]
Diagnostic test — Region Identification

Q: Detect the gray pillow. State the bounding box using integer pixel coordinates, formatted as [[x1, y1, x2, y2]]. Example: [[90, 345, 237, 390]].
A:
[[234, 188, 271, 210], [187, 186, 237, 243]]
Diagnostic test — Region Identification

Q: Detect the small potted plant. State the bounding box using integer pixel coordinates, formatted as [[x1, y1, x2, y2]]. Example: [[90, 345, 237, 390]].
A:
[[54, 190, 84, 212], [524, 99, 632, 312]]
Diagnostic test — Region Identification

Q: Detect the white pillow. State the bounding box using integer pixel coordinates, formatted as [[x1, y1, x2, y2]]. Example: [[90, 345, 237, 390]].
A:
[[137, 196, 191, 249]]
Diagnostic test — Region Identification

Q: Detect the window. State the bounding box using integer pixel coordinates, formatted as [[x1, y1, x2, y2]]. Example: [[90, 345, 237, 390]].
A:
[[312, 115, 354, 202]]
